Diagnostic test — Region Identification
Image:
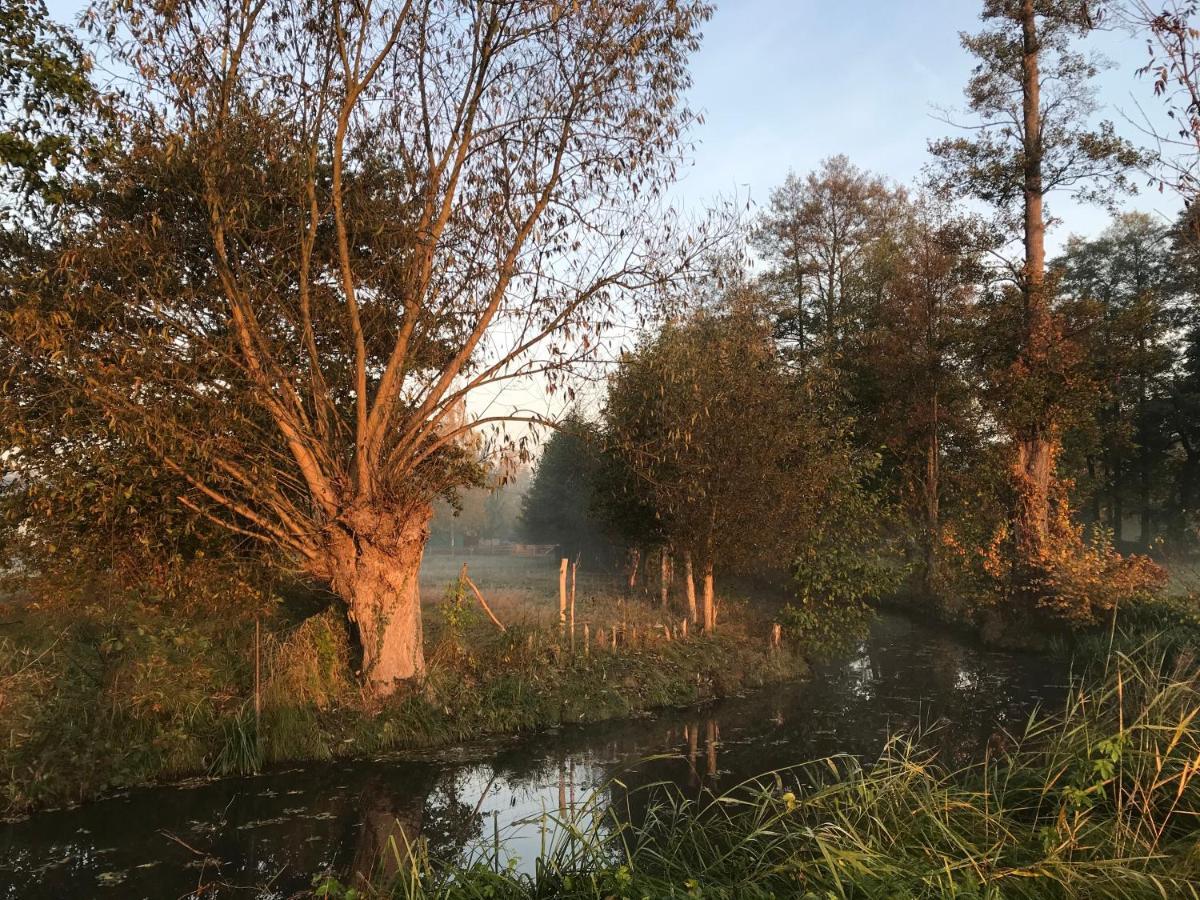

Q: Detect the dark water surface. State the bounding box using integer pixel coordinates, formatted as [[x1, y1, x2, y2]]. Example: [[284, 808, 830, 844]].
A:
[[0, 613, 1065, 899]]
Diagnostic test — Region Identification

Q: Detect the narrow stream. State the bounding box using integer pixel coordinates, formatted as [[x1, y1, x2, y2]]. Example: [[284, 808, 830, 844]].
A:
[[0, 613, 1065, 899]]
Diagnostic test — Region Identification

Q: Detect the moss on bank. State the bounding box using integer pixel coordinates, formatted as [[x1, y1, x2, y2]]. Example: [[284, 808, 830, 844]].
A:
[[0, 591, 806, 813]]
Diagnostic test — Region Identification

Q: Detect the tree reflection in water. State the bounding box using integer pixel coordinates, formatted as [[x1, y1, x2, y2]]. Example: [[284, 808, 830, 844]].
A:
[[0, 613, 1064, 899]]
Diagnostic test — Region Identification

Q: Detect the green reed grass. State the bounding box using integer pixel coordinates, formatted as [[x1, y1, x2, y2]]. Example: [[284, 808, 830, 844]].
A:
[[333, 646, 1200, 899]]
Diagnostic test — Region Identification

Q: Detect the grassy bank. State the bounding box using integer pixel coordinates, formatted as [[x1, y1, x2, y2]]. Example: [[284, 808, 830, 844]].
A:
[[321, 645, 1200, 899], [0, 555, 806, 813]]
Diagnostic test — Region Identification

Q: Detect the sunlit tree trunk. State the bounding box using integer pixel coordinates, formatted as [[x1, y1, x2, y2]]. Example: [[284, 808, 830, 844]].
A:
[[326, 507, 431, 693], [627, 547, 641, 594], [684, 550, 697, 623]]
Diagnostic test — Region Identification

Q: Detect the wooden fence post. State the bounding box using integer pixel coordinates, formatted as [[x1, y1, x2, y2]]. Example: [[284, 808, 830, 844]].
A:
[[569, 558, 577, 653], [558, 558, 568, 635]]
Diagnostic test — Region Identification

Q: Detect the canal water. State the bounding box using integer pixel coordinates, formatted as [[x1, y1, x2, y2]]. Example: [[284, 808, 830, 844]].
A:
[[0, 612, 1065, 898]]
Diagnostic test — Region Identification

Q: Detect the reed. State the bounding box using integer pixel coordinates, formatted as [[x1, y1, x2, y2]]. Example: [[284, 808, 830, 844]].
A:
[[335, 646, 1200, 899]]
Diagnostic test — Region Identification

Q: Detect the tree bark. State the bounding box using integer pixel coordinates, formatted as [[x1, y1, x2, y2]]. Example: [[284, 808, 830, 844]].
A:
[[326, 506, 431, 697]]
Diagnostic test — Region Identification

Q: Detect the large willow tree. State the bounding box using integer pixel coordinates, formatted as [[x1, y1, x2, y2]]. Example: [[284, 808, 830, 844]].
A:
[[1, 0, 711, 695]]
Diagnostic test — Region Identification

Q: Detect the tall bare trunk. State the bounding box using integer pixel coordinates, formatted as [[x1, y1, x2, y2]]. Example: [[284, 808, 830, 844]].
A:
[[327, 506, 430, 697], [684, 550, 697, 623], [1139, 359, 1152, 546], [1013, 0, 1055, 562]]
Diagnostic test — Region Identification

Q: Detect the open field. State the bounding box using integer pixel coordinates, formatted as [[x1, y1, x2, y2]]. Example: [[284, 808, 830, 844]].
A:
[[419, 553, 705, 638]]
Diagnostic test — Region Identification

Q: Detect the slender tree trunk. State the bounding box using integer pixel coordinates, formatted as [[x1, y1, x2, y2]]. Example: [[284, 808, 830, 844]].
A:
[[1107, 442, 1123, 544], [1181, 442, 1199, 520], [684, 550, 698, 623], [1139, 361, 1153, 547], [1012, 0, 1055, 564], [1087, 455, 1102, 526], [701, 557, 715, 635], [922, 387, 942, 597], [923, 425, 941, 597], [660, 547, 671, 608], [327, 506, 431, 697], [627, 547, 641, 593]]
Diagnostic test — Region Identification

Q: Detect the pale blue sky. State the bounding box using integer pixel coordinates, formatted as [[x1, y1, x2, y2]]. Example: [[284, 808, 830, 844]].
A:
[[670, 0, 1176, 248], [47, 0, 1178, 246]]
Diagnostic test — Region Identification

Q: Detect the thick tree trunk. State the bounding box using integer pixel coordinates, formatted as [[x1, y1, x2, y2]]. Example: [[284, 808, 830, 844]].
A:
[[1013, 435, 1054, 554], [1013, 0, 1056, 564], [327, 506, 431, 697], [684, 550, 697, 623]]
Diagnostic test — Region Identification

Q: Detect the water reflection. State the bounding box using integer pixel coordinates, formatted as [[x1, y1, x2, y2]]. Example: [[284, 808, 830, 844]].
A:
[[0, 613, 1064, 898]]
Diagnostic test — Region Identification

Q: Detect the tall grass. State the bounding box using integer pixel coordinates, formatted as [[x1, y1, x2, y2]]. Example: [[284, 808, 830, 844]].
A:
[[336, 647, 1200, 899]]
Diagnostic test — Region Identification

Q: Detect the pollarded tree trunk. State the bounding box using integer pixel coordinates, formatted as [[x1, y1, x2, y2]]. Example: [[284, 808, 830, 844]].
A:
[[325, 505, 432, 697]]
